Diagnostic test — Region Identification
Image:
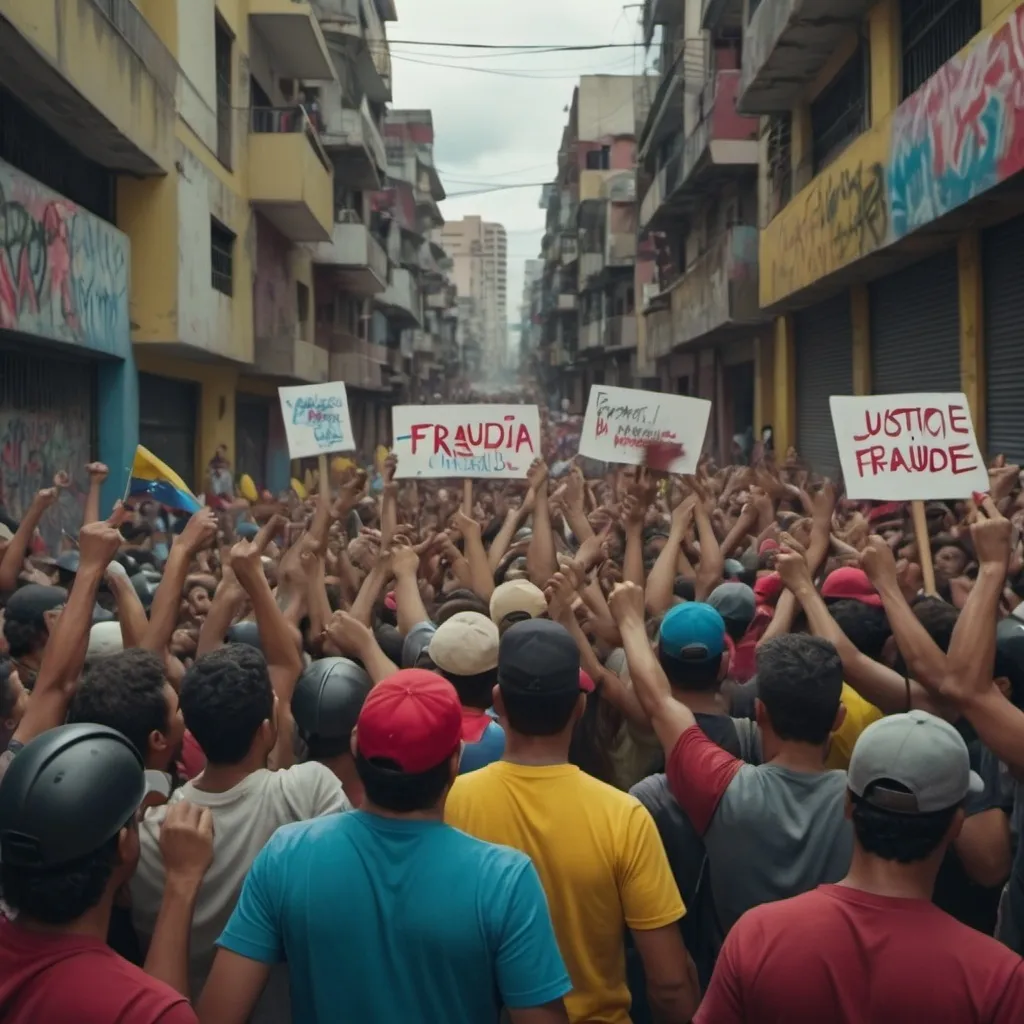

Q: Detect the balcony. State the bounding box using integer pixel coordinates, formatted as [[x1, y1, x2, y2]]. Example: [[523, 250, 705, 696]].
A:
[[311, 216, 389, 294], [320, 329, 388, 389], [605, 315, 638, 351], [0, 0, 177, 174], [608, 232, 637, 267], [409, 330, 434, 355], [579, 253, 605, 290], [663, 225, 763, 349], [249, 107, 334, 242], [580, 320, 602, 352], [249, 0, 334, 79], [738, 0, 874, 114], [702, 0, 743, 30], [254, 331, 329, 383], [321, 98, 387, 190], [639, 70, 758, 233], [315, 0, 392, 103], [643, 0, 679, 44], [376, 267, 422, 326], [645, 305, 675, 362], [558, 293, 577, 312]]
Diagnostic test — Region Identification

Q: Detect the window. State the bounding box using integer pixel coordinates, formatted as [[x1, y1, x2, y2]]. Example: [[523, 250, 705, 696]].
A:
[[296, 282, 310, 333], [810, 43, 869, 173], [765, 113, 792, 220], [215, 17, 233, 168], [585, 146, 610, 170], [900, 0, 980, 98], [210, 218, 234, 296], [316, 302, 334, 326]]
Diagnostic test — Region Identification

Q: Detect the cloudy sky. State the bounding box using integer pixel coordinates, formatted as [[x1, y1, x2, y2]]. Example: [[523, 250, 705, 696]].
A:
[[389, 1, 650, 342]]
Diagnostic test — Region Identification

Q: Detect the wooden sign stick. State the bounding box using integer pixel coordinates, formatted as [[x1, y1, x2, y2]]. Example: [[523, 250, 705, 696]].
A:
[[910, 500, 937, 596]]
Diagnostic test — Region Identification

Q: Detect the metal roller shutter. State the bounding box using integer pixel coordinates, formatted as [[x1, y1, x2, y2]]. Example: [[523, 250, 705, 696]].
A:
[[983, 216, 1024, 463], [870, 250, 960, 394], [236, 395, 270, 489], [138, 374, 198, 490], [0, 347, 97, 551], [795, 294, 853, 477]]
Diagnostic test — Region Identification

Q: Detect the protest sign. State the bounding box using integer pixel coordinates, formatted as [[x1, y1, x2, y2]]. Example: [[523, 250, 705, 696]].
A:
[[391, 405, 541, 479], [278, 382, 356, 460], [830, 393, 989, 501], [579, 385, 710, 474]]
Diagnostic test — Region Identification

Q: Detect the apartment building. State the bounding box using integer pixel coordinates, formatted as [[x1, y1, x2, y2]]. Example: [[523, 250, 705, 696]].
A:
[[641, 0, 763, 460], [519, 258, 545, 372], [534, 76, 647, 413], [442, 215, 509, 373], [744, 0, 1024, 473]]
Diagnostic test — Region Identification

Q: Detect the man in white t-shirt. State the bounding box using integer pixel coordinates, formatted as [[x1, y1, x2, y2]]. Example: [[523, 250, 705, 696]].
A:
[[131, 645, 348, 1024]]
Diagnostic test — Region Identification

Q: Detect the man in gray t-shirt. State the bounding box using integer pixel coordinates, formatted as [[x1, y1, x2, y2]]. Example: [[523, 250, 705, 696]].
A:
[[613, 586, 853, 939]]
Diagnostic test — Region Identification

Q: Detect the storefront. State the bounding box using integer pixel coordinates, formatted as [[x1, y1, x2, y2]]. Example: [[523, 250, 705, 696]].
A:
[[794, 294, 853, 476], [870, 249, 960, 394], [138, 373, 199, 491], [983, 215, 1024, 463]]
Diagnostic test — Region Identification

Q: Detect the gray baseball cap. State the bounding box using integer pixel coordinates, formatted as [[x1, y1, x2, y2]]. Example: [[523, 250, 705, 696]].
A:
[[848, 710, 984, 814], [707, 582, 756, 628]]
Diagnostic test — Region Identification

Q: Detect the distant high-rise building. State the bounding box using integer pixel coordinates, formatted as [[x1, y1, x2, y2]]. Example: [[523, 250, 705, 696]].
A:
[[441, 216, 508, 370]]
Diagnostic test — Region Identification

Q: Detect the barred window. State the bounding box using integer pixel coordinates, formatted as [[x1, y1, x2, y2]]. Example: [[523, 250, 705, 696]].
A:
[[901, 0, 980, 98], [211, 218, 234, 297], [811, 43, 869, 173]]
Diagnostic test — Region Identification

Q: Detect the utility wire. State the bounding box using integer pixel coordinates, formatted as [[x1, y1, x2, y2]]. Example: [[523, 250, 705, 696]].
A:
[[383, 40, 643, 50], [445, 182, 551, 198], [390, 53, 636, 78]]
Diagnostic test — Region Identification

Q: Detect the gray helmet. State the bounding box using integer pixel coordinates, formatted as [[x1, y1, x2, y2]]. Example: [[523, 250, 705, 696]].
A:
[[0, 723, 144, 868], [226, 621, 262, 651], [292, 657, 371, 741]]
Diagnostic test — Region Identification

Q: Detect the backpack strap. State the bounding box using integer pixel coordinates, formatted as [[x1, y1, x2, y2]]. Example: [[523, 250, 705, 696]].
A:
[[732, 717, 762, 765]]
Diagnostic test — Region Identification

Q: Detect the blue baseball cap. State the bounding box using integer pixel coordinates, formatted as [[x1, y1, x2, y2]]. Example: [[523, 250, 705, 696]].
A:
[[659, 602, 726, 662]]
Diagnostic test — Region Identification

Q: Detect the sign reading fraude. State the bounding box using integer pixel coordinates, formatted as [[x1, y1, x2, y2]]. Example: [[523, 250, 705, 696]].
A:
[[391, 405, 541, 478], [579, 385, 710, 474], [830, 394, 989, 501], [279, 382, 356, 460]]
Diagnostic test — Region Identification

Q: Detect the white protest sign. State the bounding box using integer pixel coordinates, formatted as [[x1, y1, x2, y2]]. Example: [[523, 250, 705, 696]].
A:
[[391, 405, 540, 479], [579, 385, 710, 474], [830, 393, 989, 500], [278, 382, 356, 460]]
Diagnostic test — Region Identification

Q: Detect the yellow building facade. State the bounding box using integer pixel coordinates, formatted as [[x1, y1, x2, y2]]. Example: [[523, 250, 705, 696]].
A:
[[744, 0, 1024, 470]]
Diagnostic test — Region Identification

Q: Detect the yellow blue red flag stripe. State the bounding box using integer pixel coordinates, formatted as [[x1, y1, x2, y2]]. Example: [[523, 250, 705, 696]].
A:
[[128, 445, 202, 513]]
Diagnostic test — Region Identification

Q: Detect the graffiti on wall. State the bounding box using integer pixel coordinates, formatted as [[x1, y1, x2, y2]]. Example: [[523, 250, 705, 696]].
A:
[[0, 159, 129, 354], [0, 409, 90, 551], [761, 5, 1024, 306], [889, 8, 1024, 237]]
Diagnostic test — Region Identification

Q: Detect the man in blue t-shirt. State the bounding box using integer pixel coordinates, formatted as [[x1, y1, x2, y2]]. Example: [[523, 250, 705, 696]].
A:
[[197, 669, 571, 1024]]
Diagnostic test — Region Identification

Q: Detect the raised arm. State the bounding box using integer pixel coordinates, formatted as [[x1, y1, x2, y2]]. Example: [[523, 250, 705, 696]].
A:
[[13, 508, 124, 745], [526, 459, 557, 587], [0, 487, 58, 591]]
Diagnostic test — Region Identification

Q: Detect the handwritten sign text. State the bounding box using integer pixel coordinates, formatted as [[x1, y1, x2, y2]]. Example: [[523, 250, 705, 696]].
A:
[[830, 393, 988, 500], [279, 382, 356, 459], [580, 385, 709, 474], [392, 405, 541, 479]]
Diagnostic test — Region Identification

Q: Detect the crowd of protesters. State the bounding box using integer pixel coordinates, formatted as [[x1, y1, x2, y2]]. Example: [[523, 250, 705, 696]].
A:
[[2, 395, 1024, 1023]]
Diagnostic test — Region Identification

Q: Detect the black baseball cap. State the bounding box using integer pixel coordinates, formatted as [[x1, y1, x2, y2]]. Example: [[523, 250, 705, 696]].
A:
[[0, 723, 145, 868], [3, 585, 67, 627], [292, 657, 372, 740], [498, 619, 589, 696]]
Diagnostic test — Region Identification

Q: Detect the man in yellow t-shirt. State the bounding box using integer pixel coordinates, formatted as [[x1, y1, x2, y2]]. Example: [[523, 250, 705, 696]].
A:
[[446, 620, 699, 1024]]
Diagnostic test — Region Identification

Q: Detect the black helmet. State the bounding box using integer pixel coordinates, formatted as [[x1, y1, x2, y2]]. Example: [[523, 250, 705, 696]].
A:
[[130, 572, 159, 610], [0, 723, 144, 868], [226, 621, 262, 651], [292, 657, 371, 741], [996, 617, 1024, 708]]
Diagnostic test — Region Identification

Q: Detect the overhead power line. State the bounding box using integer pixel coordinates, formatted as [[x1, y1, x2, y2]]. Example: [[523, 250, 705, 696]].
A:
[[383, 40, 643, 50], [389, 53, 637, 78], [445, 182, 550, 198]]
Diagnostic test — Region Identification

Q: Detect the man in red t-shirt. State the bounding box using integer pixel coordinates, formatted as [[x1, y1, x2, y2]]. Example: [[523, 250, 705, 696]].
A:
[[696, 711, 1024, 1023], [0, 723, 213, 1023]]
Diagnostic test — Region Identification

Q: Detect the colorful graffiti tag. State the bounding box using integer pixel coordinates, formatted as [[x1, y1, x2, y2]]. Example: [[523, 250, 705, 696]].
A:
[[760, 6, 1024, 306], [0, 409, 90, 551], [0, 158, 129, 354], [889, 7, 1024, 237]]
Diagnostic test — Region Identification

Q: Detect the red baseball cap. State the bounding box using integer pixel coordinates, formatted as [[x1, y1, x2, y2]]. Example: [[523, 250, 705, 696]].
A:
[[579, 669, 596, 694], [821, 567, 883, 608], [356, 669, 463, 773], [754, 572, 784, 606]]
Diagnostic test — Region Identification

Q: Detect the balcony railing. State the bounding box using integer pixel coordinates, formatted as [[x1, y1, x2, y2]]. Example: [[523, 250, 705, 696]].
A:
[[250, 105, 332, 173], [605, 315, 638, 350], [87, 0, 179, 101]]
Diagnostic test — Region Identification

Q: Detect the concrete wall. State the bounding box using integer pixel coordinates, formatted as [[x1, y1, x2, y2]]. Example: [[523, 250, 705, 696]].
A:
[[254, 215, 298, 352], [178, 0, 219, 153], [578, 75, 642, 141], [0, 157, 136, 509]]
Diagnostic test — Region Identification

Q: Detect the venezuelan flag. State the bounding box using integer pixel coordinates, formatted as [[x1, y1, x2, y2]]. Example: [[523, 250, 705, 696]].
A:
[[128, 445, 203, 513]]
